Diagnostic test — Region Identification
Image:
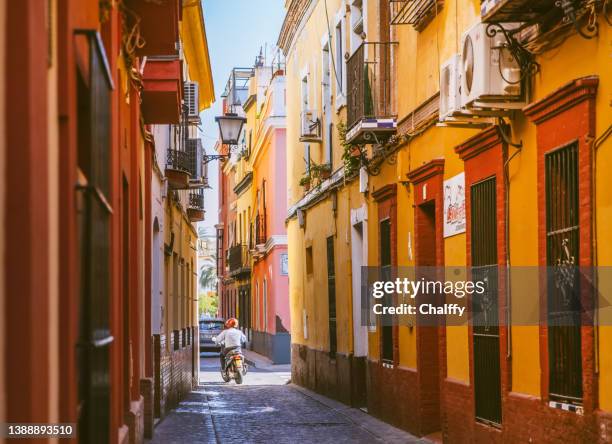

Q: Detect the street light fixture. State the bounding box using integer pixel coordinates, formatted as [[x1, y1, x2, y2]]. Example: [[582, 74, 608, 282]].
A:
[[215, 113, 246, 145]]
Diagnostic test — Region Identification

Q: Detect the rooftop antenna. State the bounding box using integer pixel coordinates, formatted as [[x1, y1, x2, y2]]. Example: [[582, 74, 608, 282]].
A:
[[255, 47, 264, 67]]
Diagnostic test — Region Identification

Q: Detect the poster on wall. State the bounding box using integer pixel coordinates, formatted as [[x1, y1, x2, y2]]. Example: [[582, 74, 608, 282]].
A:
[[280, 253, 289, 276], [443, 172, 466, 238]]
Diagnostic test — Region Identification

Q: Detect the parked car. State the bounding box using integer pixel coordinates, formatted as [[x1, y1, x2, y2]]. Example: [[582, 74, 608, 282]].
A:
[[199, 318, 224, 352]]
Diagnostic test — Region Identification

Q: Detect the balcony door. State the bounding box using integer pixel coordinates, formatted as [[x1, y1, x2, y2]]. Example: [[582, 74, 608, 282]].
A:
[[75, 31, 113, 444]]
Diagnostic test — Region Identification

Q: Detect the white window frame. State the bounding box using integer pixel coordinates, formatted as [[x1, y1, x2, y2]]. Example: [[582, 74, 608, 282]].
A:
[[334, 6, 347, 109], [349, 0, 366, 55], [321, 36, 333, 165]]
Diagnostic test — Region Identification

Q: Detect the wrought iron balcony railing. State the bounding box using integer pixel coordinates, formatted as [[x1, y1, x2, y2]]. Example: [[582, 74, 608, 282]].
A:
[[255, 213, 266, 246], [166, 148, 191, 173], [189, 189, 205, 210], [222, 67, 254, 108], [228, 244, 250, 274], [346, 41, 397, 144]]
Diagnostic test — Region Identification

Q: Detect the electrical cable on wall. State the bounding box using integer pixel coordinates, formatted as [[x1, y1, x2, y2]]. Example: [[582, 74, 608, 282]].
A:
[[324, 0, 344, 92]]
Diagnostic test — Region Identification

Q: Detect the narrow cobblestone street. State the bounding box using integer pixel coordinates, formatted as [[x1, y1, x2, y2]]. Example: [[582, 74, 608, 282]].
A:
[[147, 355, 426, 444]]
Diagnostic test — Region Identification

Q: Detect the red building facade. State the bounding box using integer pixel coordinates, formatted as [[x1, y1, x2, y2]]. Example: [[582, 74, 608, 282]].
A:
[[1, 1, 212, 442]]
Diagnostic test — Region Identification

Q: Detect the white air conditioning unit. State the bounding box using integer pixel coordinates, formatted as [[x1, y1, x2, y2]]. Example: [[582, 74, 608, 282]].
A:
[[439, 54, 462, 121], [184, 81, 199, 120], [299, 109, 321, 142], [460, 22, 525, 110]]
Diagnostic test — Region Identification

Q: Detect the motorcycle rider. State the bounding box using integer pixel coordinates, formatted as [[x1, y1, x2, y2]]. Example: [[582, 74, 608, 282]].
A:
[[214, 318, 246, 370]]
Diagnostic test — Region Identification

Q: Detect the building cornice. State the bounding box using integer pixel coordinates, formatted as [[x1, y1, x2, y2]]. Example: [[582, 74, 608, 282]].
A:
[[406, 159, 445, 184], [523, 76, 599, 125], [372, 184, 397, 202], [233, 171, 253, 196], [242, 93, 257, 112], [455, 126, 502, 161], [286, 166, 348, 220], [277, 0, 312, 56]]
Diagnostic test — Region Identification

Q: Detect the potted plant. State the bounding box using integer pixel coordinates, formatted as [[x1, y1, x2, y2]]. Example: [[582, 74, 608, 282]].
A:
[[299, 174, 311, 192], [316, 163, 332, 180]]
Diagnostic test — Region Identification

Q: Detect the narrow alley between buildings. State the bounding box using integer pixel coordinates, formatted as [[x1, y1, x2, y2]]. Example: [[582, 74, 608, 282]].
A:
[[147, 353, 425, 444]]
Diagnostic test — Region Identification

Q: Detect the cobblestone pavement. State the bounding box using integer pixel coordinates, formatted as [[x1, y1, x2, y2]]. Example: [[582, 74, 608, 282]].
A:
[[147, 355, 425, 444]]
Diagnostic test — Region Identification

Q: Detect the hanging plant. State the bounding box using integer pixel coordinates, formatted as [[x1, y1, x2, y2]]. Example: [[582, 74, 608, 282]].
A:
[[337, 121, 361, 178]]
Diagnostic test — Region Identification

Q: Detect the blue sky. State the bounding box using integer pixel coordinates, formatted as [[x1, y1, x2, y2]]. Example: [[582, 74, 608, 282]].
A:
[[198, 0, 286, 235]]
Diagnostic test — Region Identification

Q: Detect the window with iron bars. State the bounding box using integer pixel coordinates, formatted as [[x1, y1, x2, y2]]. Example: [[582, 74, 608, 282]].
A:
[[380, 219, 394, 363], [545, 142, 582, 404], [470, 177, 502, 426], [326, 236, 337, 357]]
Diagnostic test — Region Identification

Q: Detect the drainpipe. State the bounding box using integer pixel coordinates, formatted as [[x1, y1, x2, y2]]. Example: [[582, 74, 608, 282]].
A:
[[503, 137, 522, 360], [591, 124, 612, 374]]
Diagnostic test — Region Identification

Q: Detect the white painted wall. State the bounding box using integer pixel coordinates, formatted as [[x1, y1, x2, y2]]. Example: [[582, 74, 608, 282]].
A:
[[151, 124, 168, 334], [350, 205, 368, 356]]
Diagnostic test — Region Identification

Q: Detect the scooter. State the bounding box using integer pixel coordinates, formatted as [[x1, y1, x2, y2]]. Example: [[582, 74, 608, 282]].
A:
[[220, 347, 248, 384]]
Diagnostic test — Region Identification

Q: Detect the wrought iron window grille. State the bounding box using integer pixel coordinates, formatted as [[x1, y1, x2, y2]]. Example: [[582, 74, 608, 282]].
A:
[[390, 0, 444, 30]]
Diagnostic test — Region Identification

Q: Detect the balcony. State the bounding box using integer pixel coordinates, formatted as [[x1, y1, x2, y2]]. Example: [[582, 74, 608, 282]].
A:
[[222, 68, 254, 108], [187, 190, 205, 222], [128, 0, 180, 57], [346, 42, 397, 145], [165, 149, 190, 189], [300, 110, 322, 142], [390, 0, 444, 30], [141, 59, 183, 124], [255, 214, 267, 246], [480, 0, 558, 23], [228, 244, 250, 277]]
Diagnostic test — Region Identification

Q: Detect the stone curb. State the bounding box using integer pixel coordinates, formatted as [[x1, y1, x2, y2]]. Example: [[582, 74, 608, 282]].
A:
[[290, 384, 432, 444]]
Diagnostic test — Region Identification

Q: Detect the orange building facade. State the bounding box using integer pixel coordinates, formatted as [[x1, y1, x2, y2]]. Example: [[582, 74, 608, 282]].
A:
[[0, 1, 213, 443]]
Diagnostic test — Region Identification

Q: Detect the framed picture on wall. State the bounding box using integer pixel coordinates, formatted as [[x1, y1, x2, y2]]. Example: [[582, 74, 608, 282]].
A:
[[443, 172, 466, 238], [280, 253, 289, 276]]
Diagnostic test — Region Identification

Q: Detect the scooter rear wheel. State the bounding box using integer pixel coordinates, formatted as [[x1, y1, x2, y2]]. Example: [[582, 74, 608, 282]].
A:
[[221, 370, 230, 382], [235, 371, 243, 385]]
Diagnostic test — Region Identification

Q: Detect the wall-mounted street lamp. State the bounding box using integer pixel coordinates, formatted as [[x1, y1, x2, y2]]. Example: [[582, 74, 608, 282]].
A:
[[202, 112, 247, 165], [215, 113, 246, 145]]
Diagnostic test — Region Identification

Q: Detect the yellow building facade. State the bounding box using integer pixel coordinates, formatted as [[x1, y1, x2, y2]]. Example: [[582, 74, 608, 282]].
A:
[[280, 0, 612, 442]]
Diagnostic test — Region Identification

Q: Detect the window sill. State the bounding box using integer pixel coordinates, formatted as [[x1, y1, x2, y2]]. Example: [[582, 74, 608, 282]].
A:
[[335, 95, 346, 112]]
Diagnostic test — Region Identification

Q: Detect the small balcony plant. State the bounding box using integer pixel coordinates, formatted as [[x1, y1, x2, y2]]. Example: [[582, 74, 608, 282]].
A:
[[338, 121, 361, 177], [299, 173, 311, 192], [311, 162, 332, 180]]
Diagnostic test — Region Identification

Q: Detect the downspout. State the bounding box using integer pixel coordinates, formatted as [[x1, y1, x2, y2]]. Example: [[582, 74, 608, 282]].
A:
[[591, 123, 612, 374], [503, 139, 522, 360]]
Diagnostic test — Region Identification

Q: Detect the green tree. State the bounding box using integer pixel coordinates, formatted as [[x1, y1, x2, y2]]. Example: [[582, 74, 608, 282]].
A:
[[199, 265, 216, 291], [199, 291, 219, 318]]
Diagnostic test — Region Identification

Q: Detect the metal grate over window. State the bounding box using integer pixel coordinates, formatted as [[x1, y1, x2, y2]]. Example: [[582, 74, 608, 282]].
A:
[[380, 219, 394, 363], [545, 142, 582, 404], [326, 237, 337, 357], [470, 177, 502, 426]]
